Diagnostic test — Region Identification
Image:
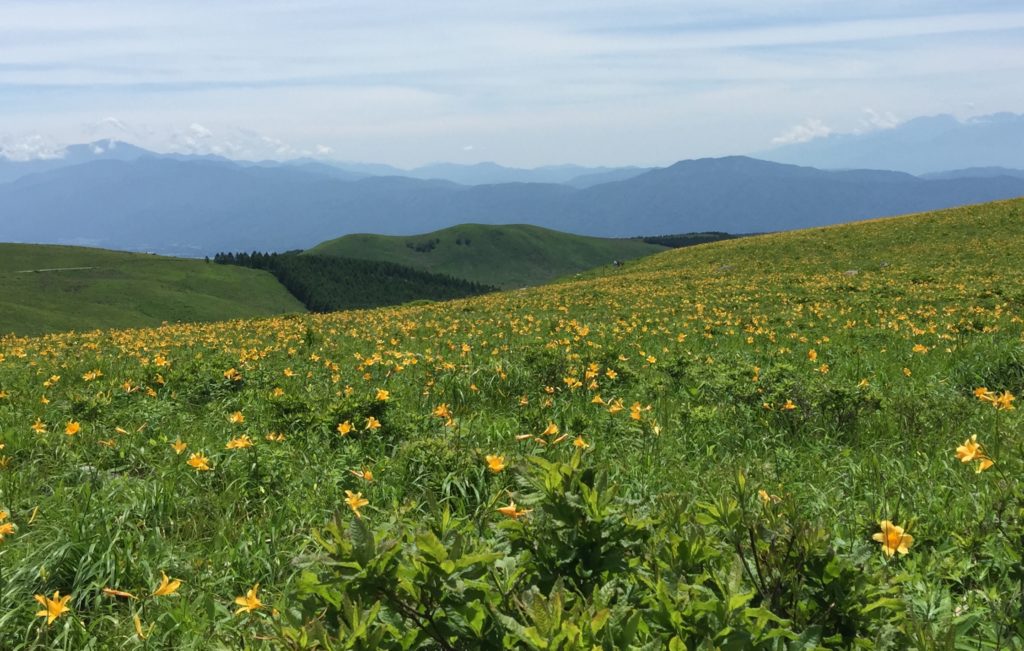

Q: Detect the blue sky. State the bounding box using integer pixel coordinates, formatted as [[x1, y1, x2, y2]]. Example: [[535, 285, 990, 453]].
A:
[[2, 0, 1023, 166]]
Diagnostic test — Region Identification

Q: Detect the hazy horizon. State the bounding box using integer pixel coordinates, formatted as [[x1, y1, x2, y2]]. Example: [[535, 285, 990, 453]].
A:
[[3, 1, 1024, 167]]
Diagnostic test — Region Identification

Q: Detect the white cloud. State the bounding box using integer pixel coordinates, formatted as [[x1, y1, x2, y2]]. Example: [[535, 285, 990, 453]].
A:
[[771, 118, 833, 145], [0, 134, 66, 161], [859, 108, 899, 131], [189, 122, 213, 138], [314, 144, 333, 156]]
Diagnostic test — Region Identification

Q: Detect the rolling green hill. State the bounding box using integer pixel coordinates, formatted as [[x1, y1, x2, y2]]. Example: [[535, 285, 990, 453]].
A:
[[0, 244, 305, 336], [304, 223, 665, 288]]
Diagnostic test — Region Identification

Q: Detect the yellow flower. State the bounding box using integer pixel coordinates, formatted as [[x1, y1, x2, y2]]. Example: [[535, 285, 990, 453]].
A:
[[64, 421, 81, 436], [133, 614, 149, 640], [0, 510, 15, 541], [171, 438, 187, 454], [485, 454, 506, 473], [807, 349, 818, 362], [234, 583, 262, 615], [955, 435, 994, 472], [223, 368, 242, 382], [629, 402, 643, 420], [31, 418, 47, 434], [375, 388, 390, 401], [228, 411, 245, 425], [872, 520, 913, 557], [955, 435, 982, 463], [187, 453, 211, 471], [364, 416, 382, 431], [345, 490, 369, 518], [590, 395, 605, 405], [83, 369, 103, 381], [974, 386, 992, 400], [993, 391, 1015, 411], [153, 571, 182, 597], [34, 591, 72, 625], [573, 435, 590, 449], [102, 587, 137, 600], [541, 422, 559, 436], [758, 489, 781, 505], [433, 403, 452, 420], [226, 435, 253, 450], [607, 399, 624, 414], [349, 468, 374, 482], [265, 432, 286, 442], [497, 500, 531, 518], [337, 421, 354, 436], [782, 399, 797, 411], [912, 343, 928, 354]]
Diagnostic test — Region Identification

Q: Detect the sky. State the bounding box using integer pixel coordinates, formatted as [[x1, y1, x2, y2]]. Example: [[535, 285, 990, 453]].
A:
[[2, 0, 1024, 167]]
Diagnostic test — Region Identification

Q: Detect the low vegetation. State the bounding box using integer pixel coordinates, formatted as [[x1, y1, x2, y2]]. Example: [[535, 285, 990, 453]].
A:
[[305, 223, 665, 289], [0, 244, 303, 337], [0, 200, 1022, 648]]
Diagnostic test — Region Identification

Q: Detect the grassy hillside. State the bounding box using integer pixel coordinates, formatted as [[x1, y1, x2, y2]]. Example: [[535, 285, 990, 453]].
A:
[[305, 223, 665, 288], [1, 200, 1023, 647], [0, 244, 305, 336]]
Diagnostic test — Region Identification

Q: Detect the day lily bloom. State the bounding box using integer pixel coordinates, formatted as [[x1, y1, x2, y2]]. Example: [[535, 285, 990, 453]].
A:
[[187, 453, 211, 471], [64, 421, 81, 436], [337, 421, 353, 435], [345, 490, 369, 518], [226, 435, 253, 450], [153, 571, 182, 597], [171, 438, 187, 454], [872, 520, 913, 557], [993, 391, 1015, 411], [955, 435, 994, 472], [497, 500, 531, 518], [485, 454, 506, 473], [782, 400, 797, 411], [955, 435, 982, 463], [228, 411, 245, 424], [34, 591, 72, 625], [234, 583, 262, 615], [364, 416, 382, 431], [433, 403, 452, 419], [31, 419, 46, 434], [573, 435, 590, 449], [102, 587, 137, 599], [0, 510, 15, 541], [541, 422, 559, 436], [375, 388, 390, 401]]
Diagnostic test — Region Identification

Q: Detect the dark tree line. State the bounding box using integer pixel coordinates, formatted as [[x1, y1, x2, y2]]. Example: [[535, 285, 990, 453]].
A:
[[214, 251, 494, 312], [635, 232, 740, 248]]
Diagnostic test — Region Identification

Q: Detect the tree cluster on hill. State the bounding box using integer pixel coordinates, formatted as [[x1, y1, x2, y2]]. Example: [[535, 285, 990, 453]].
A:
[[635, 232, 740, 248], [213, 251, 494, 312]]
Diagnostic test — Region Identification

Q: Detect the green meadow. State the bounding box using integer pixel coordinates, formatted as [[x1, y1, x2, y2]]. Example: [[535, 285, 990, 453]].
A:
[[0, 200, 1022, 648], [305, 223, 665, 289], [0, 244, 304, 337]]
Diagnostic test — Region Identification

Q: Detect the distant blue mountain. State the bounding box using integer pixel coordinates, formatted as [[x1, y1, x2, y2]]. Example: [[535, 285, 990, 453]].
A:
[[2, 154, 1022, 256], [760, 113, 1024, 174]]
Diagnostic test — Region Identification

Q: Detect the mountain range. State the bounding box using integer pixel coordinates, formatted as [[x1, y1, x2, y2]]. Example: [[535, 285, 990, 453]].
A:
[[761, 113, 1024, 174], [1, 137, 1023, 256]]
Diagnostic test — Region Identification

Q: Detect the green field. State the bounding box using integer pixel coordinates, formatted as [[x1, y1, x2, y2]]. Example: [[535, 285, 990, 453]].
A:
[[305, 223, 665, 289], [0, 244, 305, 336], [1, 200, 1023, 648]]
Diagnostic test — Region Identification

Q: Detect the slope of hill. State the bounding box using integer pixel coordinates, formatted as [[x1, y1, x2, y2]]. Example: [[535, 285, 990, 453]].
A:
[[1, 200, 1022, 646], [3, 154, 1024, 255], [305, 223, 665, 288], [0, 244, 304, 336]]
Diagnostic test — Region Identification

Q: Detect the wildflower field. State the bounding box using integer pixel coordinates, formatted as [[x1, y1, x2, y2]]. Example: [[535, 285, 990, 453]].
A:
[[1, 199, 1023, 649]]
